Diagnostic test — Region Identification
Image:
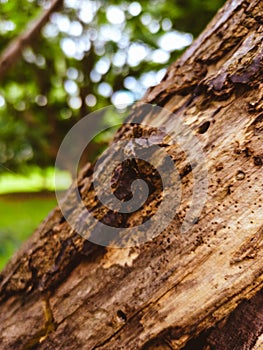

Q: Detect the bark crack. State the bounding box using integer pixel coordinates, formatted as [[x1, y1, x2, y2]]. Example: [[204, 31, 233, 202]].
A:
[[22, 296, 56, 350]]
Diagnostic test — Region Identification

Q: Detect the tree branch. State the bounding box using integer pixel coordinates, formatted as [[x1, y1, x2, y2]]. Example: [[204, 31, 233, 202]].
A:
[[0, 0, 64, 80]]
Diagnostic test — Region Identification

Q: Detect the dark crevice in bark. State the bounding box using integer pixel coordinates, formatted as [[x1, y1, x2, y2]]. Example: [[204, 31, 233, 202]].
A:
[[182, 288, 263, 350]]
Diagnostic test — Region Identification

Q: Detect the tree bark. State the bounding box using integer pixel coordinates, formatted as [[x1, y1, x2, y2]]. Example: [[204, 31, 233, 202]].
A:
[[0, 0, 263, 349]]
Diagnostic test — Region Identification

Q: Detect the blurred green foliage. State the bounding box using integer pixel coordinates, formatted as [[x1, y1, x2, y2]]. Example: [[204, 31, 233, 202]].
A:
[[0, 0, 225, 172]]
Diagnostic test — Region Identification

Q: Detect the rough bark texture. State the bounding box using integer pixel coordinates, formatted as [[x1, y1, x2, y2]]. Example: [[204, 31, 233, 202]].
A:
[[0, 0, 263, 349]]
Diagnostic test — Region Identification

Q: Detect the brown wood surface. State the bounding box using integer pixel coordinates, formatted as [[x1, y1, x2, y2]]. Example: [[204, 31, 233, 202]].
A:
[[0, 0, 263, 349]]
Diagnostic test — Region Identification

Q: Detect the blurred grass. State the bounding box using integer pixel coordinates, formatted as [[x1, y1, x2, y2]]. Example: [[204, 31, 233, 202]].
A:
[[0, 193, 57, 270], [0, 167, 70, 270], [0, 167, 71, 194]]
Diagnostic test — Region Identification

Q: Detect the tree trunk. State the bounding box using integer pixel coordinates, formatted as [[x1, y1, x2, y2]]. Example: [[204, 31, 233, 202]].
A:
[[1, 0, 263, 349]]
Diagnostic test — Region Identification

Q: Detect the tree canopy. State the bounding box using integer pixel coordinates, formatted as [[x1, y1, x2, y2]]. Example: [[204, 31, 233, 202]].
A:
[[0, 0, 225, 172]]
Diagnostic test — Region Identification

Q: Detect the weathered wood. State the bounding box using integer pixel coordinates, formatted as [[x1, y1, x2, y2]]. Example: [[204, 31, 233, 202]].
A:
[[0, 0, 263, 349], [182, 289, 263, 350]]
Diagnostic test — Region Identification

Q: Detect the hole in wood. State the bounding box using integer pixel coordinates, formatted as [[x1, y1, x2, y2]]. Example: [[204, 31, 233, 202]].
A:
[[198, 121, 210, 134], [117, 309, 127, 322]]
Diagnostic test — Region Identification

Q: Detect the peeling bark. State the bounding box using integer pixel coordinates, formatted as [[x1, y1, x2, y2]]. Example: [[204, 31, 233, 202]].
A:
[[0, 0, 263, 349]]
